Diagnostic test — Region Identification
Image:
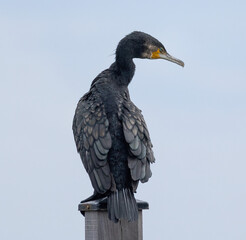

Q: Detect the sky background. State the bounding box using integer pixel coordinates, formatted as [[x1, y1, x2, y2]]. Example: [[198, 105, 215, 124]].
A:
[[1, 0, 246, 239]]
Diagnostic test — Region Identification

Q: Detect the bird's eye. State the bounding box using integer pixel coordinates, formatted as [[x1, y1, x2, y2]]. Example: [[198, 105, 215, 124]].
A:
[[159, 47, 165, 53]]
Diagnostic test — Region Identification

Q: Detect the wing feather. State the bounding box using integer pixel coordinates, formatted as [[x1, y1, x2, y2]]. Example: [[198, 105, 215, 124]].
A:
[[73, 93, 112, 194], [122, 100, 155, 185]]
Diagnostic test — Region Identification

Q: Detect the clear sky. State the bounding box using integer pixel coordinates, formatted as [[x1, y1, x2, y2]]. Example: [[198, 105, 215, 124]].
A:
[[1, 0, 246, 239]]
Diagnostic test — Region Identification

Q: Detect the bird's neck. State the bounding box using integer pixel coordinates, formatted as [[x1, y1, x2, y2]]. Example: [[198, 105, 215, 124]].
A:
[[111, 57, 135, 86]]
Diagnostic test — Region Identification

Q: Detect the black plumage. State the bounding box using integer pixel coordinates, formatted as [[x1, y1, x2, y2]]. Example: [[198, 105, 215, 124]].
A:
[[73, 31, 184, 222]]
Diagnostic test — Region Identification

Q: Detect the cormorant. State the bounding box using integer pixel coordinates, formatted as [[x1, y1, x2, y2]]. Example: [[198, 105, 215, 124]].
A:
[[73, 31, 184, 222]]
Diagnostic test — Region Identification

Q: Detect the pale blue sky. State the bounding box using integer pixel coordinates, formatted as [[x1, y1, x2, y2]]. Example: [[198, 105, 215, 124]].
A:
[[1, 1, 246, 239]]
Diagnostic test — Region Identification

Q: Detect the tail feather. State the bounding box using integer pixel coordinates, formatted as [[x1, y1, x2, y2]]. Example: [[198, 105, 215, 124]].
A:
[[108, 188, 138, 223], [128, 188, 138, 221]]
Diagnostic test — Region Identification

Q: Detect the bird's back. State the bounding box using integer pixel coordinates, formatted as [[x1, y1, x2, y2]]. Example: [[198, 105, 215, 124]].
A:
[[90, 72, 133, 190]]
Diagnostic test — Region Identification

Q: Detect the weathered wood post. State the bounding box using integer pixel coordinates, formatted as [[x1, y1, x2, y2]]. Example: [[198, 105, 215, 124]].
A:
[[78, 198, 149, 240]]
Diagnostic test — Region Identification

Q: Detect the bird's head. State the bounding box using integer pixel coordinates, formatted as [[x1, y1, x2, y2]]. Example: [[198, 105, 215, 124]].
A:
[[116, 31, 184, 67]]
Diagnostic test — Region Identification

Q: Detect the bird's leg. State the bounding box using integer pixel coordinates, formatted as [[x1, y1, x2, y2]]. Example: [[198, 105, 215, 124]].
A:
[[80, 191, 108, 203]]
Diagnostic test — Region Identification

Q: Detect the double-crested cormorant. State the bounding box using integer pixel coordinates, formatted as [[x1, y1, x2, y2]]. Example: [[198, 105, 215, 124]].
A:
[[73, 31, 184, 222]]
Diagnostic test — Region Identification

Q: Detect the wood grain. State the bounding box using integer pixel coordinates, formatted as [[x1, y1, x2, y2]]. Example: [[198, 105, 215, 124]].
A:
[[85, 211, 143, 240]]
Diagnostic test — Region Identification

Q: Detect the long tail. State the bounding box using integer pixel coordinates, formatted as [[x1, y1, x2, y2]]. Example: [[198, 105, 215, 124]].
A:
[[107, 188, 138, 223]]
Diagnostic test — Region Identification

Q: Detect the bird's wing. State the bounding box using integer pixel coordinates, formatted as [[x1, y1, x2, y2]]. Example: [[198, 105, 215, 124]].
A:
[[73, 93, 112, 194], [121, 100, 155, 184]]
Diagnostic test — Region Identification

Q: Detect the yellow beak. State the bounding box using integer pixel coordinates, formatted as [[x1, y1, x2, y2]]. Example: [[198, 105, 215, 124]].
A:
[[151, 49, 184, 67]]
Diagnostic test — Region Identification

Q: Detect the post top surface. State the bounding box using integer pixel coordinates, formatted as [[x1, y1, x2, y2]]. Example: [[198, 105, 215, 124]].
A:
[[78, 198, 149, 212]]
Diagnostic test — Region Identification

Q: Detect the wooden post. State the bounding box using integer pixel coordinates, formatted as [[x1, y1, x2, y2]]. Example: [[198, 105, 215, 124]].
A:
[[78, 198, 149, 240]]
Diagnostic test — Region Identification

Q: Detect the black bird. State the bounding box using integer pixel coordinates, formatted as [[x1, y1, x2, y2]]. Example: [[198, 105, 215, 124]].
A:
[[73, 31, 184, 222]]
